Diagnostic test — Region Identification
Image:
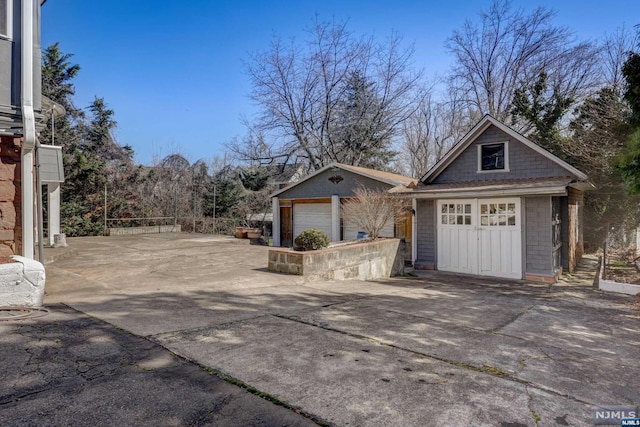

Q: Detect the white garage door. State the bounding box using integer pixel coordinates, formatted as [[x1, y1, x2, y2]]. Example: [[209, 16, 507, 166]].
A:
[[293, 203, 333, 241], [343, 216, 395, 240], [437, 198, 522, 279]]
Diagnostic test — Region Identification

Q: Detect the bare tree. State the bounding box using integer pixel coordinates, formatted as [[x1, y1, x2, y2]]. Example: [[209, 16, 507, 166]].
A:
[[446, 0, 599, 128], [341, 186, 407, 239], [400, 90, 473, 177], [601, 26, 638, 96], [238, 18, 423, 171]]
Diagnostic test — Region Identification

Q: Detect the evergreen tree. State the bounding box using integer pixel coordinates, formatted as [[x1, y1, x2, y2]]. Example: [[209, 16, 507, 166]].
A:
[[511, 72, 573, 155], [41, 43, 144, 235], [331, 71, 396, 169], [620, 48, 640, 194]]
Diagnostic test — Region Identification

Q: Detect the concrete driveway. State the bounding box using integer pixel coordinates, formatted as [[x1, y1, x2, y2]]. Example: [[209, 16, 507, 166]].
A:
[[20, 234, 640, 425]]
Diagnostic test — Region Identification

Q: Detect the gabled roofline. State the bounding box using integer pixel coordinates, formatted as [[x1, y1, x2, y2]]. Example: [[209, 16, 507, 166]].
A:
[[270, 163, 416, 198], [420, 115, 588, 183]]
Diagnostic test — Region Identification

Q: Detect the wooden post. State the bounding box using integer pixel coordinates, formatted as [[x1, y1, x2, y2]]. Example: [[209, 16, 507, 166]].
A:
[[104, 183, 107, 235]]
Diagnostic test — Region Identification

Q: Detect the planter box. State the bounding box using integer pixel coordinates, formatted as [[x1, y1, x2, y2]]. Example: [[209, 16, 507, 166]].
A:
[[599, 256, 640, 295], [268, 238, 405, 281]]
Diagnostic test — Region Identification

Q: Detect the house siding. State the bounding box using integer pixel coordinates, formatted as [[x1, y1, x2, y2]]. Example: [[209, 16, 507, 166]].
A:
[[432, 125, 570, 183], [277, 169, 393, 200], [0, 0, 43, 133], [524, 196, 553, 277], [0, 39, 13, 108], [415, 199, 436, 268]]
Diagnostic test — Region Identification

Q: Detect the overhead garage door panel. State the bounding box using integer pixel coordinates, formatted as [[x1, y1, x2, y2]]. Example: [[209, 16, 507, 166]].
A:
[[293, 203, 333, 240]]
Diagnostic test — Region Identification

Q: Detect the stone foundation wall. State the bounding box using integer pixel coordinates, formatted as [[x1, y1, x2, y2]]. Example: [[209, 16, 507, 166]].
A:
[[268, 238, 405, 281], [0, 136, 21, 256], [107, 225, 182, 236]]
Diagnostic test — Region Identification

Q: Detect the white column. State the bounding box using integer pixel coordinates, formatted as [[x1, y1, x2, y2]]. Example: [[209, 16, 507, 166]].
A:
[[22, 149, 34, 259], [272, 197, 281, 247], [331, 195, 340, 242], [48, 183, 61, 246], [412, 198, 418, 265]]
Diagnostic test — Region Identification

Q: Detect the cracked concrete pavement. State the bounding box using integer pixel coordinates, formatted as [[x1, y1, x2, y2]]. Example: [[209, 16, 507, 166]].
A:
[[3, 233, 639, 426]]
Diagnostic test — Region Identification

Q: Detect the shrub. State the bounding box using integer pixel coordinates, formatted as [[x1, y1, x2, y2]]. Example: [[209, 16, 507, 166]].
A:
[[294, 229, 329, 251]]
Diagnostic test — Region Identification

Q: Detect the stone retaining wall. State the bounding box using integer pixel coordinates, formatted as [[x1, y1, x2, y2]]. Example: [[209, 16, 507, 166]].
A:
[[107, 225, 181, 236], [268, 238, 405, 281]]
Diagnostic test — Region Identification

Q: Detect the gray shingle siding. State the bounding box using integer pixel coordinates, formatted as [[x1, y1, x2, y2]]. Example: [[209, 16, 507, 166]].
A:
[[0, 40, 12, 107], [432, 125, 570, 183], [277, 169, 392, 199], [525, 196, 553, 276], [416, 199, 435, 266]]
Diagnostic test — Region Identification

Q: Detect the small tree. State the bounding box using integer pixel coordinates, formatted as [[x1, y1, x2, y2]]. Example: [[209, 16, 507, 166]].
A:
[[341, 186, 407, 239]]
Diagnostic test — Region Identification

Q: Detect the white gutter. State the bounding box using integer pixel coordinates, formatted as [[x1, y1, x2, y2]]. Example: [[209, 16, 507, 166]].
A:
[[21, 0, 36, 258]]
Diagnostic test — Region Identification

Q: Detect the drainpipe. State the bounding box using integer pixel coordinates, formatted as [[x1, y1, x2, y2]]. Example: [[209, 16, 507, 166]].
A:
[[21, 0, 36, 259]]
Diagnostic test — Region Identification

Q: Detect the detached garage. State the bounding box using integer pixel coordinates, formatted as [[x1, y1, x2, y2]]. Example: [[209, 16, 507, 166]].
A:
[[271, 163, 416, 249], [408, 115, 592, 283]]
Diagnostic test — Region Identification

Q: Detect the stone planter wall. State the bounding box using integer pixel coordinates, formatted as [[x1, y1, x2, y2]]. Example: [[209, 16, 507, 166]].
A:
[[268, 238, 405, 281], [0, 256, 46, 307]]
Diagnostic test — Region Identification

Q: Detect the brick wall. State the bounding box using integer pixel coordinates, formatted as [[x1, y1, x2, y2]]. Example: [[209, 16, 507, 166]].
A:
[[415, 199, 436, 268], [0, 136, 21, 257], [524, 196, 553, 277]]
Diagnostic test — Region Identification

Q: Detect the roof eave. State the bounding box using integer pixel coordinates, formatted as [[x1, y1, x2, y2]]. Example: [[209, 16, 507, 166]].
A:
[[421, 115, 589, 183], [409, 185, 570, 199]]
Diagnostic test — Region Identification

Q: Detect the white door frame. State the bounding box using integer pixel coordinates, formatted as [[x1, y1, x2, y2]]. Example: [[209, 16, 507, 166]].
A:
[[437, 198, 522, 279]]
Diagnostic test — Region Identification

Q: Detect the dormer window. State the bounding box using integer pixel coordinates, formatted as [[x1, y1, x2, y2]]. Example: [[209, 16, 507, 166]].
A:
[[478, 142, 509, 172]]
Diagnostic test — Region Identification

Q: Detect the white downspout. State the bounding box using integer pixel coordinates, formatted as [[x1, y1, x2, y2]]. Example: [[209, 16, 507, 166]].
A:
[[21, 0, 36, 259]]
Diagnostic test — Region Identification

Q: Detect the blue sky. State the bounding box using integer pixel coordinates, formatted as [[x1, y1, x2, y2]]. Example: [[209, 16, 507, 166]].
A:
[[42, 0, 639, 166]]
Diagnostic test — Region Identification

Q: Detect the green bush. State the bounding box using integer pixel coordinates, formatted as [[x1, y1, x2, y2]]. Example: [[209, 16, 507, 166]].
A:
[[294, 228, 329, 251]]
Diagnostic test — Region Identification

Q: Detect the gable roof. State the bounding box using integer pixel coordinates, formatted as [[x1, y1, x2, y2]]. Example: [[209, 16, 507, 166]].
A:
[[421, 115, 588, 183], [271, 162, 417, 197]]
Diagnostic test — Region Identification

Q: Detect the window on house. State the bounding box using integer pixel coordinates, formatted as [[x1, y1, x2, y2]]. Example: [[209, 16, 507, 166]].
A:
[[0, 0, 10, 39], [478, 142, 508, 171]]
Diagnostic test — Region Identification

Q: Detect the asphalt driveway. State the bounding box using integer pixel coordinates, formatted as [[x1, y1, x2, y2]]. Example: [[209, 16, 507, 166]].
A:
[[5, 233, 640, 426]]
